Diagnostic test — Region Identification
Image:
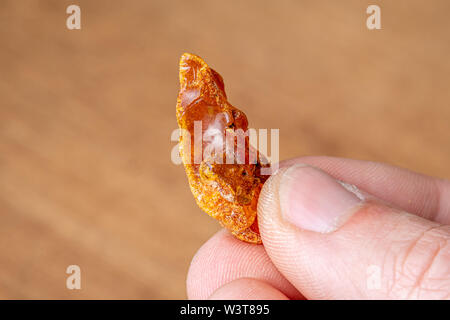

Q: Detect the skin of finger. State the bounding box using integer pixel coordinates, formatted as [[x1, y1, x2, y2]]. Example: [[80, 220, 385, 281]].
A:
[[280, 156, 450, 224], [208, 278, 289, 300], [258, 168, 450, 299], [186, 229, 304, 300]]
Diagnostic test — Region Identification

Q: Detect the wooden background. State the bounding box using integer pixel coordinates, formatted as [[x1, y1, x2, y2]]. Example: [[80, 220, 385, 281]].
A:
[[0, 0, 449, 299]]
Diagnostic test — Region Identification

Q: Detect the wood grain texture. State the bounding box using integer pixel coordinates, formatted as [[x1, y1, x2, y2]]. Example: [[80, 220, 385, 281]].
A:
[[0, 0, 449, 299]]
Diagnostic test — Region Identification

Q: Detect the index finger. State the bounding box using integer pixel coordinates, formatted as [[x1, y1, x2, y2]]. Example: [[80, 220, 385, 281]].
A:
[[282, 156, 450, 224]]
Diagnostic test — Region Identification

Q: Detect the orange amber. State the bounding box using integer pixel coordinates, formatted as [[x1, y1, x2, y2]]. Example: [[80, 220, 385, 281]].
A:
[[176, 53, 269, 244]]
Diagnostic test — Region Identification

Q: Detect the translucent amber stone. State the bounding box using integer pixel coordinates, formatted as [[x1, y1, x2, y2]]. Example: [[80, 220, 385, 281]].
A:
[[176, 53, 269, 244]]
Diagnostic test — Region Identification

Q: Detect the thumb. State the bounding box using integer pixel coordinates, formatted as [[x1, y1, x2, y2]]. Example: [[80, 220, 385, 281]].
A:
[[258, 164, 450, 299]]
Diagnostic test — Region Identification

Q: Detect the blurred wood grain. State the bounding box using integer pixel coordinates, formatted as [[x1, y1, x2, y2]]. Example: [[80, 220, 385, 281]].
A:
[[0, 0, 449, 298]]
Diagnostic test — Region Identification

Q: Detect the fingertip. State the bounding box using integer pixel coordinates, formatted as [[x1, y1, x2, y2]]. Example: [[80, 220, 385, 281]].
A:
[[186, 229, 303, 300], [186, 229, 232, 299], [208, 278, 289, 300]]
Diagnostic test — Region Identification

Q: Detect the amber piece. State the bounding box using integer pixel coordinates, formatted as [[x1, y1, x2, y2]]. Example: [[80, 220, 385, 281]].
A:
[[176, 53, 269, 244]]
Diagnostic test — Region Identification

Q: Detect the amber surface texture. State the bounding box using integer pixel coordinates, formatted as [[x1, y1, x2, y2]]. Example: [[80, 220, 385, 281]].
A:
[[176, 53, 269, 244]]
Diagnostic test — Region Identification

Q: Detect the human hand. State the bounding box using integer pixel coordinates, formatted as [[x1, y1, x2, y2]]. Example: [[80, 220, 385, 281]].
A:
[[187, 156, 450, 299]]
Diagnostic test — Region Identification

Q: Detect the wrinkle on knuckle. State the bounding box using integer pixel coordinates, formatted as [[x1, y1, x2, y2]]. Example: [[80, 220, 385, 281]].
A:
[[388, 225, 450, 299]]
